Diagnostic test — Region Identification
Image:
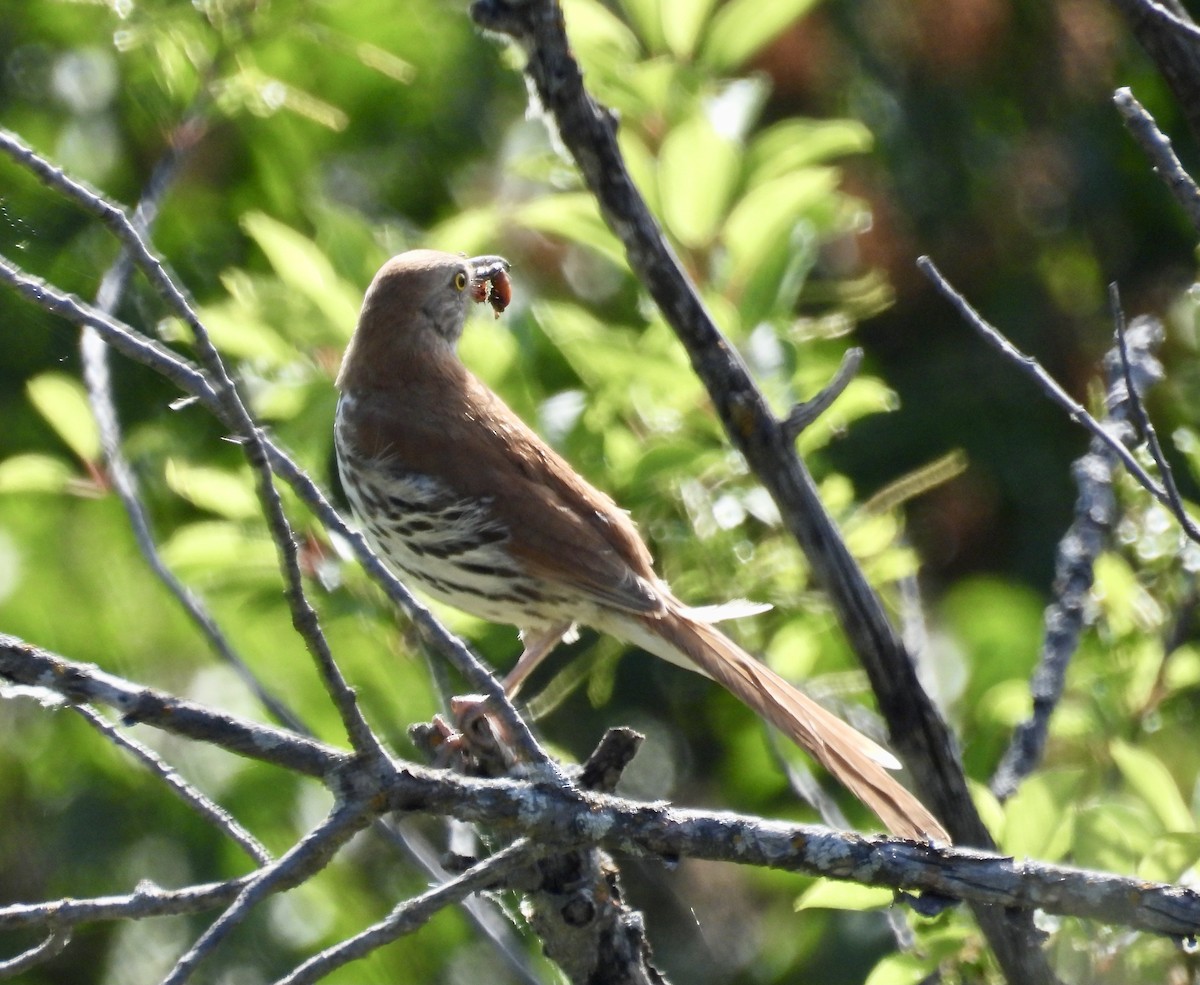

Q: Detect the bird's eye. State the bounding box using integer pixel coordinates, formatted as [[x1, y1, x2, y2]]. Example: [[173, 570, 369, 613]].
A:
[[453, 271, 468, 291]]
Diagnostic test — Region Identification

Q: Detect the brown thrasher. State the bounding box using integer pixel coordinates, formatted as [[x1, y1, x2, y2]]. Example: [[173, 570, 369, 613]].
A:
[[334, 249, 948, 843]]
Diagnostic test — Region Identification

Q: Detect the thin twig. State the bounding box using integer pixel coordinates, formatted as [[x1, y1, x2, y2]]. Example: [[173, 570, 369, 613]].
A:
[[1109, 0, 1200, 146], [274, 839, 541, 985], [377, 820, 546, 985], [0, 878, 251, 933], [918, 255, 1199, 543], [0, 633, 344, 779], [781, 346, 864, 441], [72, 705, 272, 865], [81, 118, 307, 734], [0, 931, 71, 979], [989, 307, 1165, 799], [1112, 288, 1186, 518], [160, 800, 372, 985], [1113, 86, 1200, 235], [764, 728, 849, 830]]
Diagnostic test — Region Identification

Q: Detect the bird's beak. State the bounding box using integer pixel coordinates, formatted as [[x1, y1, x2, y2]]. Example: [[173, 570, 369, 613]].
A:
[[470, 255, 510, 282], [469, 255, 513, 316]]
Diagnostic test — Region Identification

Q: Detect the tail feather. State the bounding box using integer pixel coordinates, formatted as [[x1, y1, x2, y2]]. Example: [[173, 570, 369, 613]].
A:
[[633, 608, 949, 844]]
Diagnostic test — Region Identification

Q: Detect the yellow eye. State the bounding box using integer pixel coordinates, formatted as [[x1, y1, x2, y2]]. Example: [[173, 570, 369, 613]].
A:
[[454, 271, 468, 291]]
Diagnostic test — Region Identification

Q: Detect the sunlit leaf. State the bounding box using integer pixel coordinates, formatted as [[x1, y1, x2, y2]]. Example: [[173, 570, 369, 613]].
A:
[[1138, 832, 1200, 883], [864, 951, 937, 985], [795, 878, 891, 911], [658, 115, 740, 248], [426, 205, 503, 257], [563, 0, 642, 62], [699, 0, 819, 71], [241, 212, 362, 333], [747, 118, 873, 185], [617, 130, 660, 217], [193, 301, 297, 365], [515, 194, 626, 268], [159, 520, 277, 576], [0, 453, 74, 494], [26, 373, 100, 464], [1075, 802, 1158, 874], [968, 777, 1006, 837], [661, 0, 721, 58], [1002, 771, 1080, 861], [1111, 739, 1195, 833], [796, 377, 898, 455], [723, 168, 839, 323], [165, 460, 260, 520], [617, 0, 666, 52]]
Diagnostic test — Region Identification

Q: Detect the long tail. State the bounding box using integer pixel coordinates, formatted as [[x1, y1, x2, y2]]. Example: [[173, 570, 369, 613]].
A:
[[628, 607, 949, 843]]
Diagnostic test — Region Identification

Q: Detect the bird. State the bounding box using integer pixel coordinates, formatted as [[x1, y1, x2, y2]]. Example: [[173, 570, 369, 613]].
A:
[[334, 248, 948, 843]]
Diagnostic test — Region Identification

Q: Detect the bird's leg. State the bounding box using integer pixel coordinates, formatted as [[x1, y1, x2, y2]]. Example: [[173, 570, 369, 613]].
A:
[[504, 623, 574, 696]]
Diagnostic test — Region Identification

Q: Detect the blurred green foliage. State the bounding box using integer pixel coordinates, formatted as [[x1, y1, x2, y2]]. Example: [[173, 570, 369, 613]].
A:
[[0, 0, 1199, 983]]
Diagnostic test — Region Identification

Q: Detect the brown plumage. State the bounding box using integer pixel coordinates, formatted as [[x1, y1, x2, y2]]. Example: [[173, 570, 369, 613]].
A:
[[335, 249, 948, 843]]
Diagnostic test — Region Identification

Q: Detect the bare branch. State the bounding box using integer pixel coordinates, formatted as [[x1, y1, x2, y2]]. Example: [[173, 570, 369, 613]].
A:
[[0, 878, 250, 934], [918, 255, 1199, 543], [1109, 0, 1200, 146], [1113, 86, 1200, 235], [1112, 291, 1186, 518], [7, 633, 1200, 951], [990, 308, 1165, 799], [781, 346, 864, 441], [378, 765, 1200, 939], [0, 931, 71, 979], [161, 801, 371, 985], [274, 839, 542, 985], [71, 705, 272, 865], [0, 633, 344, 779]]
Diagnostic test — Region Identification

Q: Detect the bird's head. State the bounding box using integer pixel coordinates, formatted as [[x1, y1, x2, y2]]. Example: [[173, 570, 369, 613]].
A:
[[337, 250, 510, 391]]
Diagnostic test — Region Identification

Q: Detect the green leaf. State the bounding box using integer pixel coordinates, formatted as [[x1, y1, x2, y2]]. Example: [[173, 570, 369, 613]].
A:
[[699, 0, 819, 71], [863, 952, 936, 985], [562, 0, 642, 62], [617, 131, 660, 217], [0, 453, 74, 494], [1075, 802, 1157, 873], [968, 777, 1006, 837], [241, 212, 362, 333], [164, 460, 260, 520], [515, 194, 627, 268], [26, 373, 100, 464], [658, 115, 741, 248], [617, 0, 666, 52], [660, 0, 721, 58], [1111, 739, 1196, 832], [795, 878, 891, 912], [1001, 771, 1080, 861], [723, 168, 838, 298], [194, 299, 296, 365], [426, 205, 503, 258], [748, 118, 873, 185], [1138, 832, 1200, 883], [159, 520, 277, 577]]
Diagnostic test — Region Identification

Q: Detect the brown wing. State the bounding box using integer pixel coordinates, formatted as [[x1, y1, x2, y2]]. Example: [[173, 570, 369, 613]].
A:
[[343, 356, 663, 616]]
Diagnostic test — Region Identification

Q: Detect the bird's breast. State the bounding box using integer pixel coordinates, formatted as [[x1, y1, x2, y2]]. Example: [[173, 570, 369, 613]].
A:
[[335, 400, 578, 628]]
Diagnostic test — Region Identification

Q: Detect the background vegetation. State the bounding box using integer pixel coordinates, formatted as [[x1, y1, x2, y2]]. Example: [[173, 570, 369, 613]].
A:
[[1, 0, 1198, 982]]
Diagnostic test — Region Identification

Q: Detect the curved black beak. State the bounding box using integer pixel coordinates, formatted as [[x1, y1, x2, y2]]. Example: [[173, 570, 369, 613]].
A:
[[470, 255, 510, 282]]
